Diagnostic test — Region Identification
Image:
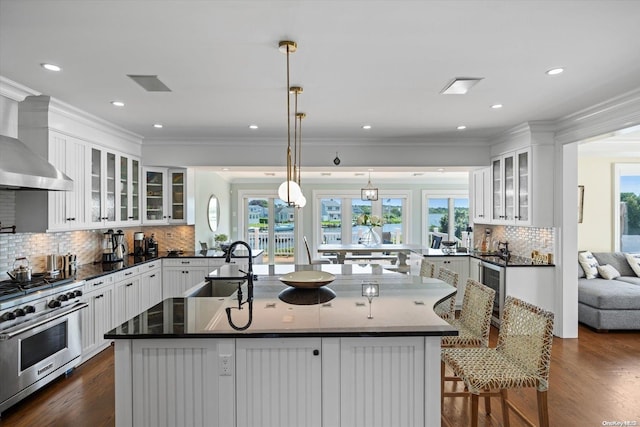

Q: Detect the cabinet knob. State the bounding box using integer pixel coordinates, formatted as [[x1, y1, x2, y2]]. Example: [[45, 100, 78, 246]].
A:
[[313, 349, 320, 356]]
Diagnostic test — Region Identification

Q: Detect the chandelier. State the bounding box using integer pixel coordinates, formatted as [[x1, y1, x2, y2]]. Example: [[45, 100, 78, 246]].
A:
[[277, 40, 306, 207], [361, 170, 379, 201]]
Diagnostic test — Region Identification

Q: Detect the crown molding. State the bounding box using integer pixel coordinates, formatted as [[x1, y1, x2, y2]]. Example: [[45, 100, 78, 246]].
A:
[[0, 76, 38, 101]]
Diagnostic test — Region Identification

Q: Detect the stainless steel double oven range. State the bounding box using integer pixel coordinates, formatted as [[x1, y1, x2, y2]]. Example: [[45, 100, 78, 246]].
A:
[[0, 275, 87, 415]]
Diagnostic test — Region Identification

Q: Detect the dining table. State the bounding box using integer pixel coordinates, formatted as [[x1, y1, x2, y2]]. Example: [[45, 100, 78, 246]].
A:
[[316, 243, 422, 266]]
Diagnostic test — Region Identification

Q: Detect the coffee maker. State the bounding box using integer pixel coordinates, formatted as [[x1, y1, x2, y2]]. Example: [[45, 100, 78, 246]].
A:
[[102, 229, 117, 262], [133, 232, 145, 256], [145, 233, 158, 257], [113, 229, 126, 260]]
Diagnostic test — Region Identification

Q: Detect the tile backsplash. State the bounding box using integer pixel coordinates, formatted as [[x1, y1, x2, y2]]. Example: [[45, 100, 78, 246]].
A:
[[473, 225, 555, 259], [0, 225, 195, 280]]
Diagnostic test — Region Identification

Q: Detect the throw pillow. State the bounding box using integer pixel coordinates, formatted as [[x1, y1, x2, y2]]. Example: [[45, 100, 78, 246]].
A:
[[597, 264, 621, 280], [578, 251, 599, 279], [625, 253, 640, 277]]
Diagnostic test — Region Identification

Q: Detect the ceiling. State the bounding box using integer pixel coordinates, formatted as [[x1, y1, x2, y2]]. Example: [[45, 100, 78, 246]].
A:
[[1, 0, 640, 181]]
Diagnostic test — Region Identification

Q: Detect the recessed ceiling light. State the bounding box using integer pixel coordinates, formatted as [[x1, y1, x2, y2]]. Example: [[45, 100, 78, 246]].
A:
[[222, 168, 230, 171], [546, 68, 564, 76], [491, 104, 503, 109], [249, 124, 258, 129], [457, 125, 467, 130], [413, 172, 424, 176], [153, 123, 163, 128], [440, 77, 484, 95], [41, 63, 62, 72], [111, 101, 125, 107], [437, 168, 445, 172], [362, 125, 372, 130]]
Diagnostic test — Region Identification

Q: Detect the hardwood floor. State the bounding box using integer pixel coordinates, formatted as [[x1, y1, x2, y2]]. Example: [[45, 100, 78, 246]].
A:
[[1, 325, 639, 426]]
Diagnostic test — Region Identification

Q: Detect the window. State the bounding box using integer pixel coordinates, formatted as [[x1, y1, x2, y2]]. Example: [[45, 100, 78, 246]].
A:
[[243, 195, 296, 264], [424, 194, 469, 246], [615, 164, 640, 252], [314, 190, 410, 246]]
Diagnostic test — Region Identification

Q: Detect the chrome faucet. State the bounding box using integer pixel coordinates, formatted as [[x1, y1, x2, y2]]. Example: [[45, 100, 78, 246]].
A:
[[224, 240, 254, 330]]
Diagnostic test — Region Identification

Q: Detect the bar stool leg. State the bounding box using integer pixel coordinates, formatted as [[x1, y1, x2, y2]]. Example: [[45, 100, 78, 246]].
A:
[[500, 389, 510, 427]]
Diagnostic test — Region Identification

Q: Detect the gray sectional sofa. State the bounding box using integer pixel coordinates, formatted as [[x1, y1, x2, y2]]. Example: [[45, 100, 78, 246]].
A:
[[578, 252, 640, 331]]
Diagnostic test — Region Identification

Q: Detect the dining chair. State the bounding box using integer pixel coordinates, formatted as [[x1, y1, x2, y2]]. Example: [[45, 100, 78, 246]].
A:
[[434, 267, 459, 321], [441, 296, 555, 427], [419, 259, 436, 278], [303, 236, 331, 264]]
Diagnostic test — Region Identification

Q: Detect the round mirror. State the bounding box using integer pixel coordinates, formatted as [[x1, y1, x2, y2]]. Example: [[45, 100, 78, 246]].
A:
[[207, 194, 219, 232]]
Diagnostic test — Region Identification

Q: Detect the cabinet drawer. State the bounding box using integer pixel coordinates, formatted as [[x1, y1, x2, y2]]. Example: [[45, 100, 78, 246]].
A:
[[112, 266, 140, 282], [84, 274, 114, 291], [163, 258, 209, 267], [141, 260, 161, 271]]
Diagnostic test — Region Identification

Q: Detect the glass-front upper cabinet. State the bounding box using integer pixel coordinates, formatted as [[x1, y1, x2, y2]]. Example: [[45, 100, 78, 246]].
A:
[[90, 148, 116, 225], [169, 170, 185, 223], [119, 156, 141, 224], [144, 168, 166, 223], [491, 157, 502, 222]]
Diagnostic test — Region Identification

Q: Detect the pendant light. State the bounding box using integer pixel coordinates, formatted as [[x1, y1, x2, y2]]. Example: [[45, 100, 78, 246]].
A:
[[361, 170, 379, 201], [277, 40, 302, 205], [294, 111, 307, 208]]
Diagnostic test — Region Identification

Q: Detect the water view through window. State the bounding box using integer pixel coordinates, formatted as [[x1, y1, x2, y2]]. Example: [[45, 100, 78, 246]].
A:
[[620, 173, 640, 252]]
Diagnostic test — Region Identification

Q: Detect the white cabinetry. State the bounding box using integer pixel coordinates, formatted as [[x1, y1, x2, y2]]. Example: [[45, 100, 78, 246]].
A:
[[16, 95, 142, 232], [490, 146, 553, 227], [162, 258, 211, 298], [139, 260, 162, 310], [114, 267, 141, 326], [116, 336, 440, 427], [143, 167, 193, 225], [472, 167, 491, 224], [16, 127, 90, 231], [118, 155, 141, 225], [81, 262, 163, 362], [236, 338, 322, 427], [81, 275, 115, 359]]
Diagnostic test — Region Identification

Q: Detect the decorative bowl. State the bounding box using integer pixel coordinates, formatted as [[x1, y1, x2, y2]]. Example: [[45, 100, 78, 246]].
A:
[[279, 270, 336, 289]]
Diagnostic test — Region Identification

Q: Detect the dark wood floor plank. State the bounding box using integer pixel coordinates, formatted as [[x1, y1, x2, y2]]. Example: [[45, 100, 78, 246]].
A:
[[1, 325, 639, 426]]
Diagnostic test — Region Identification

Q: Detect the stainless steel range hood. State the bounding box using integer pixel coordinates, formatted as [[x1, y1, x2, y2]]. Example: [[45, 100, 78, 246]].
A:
[[0, 134, 73, 191]]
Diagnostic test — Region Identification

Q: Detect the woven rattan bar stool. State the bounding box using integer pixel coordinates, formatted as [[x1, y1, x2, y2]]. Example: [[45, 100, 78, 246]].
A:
[[441, 279, 495, 348], [419, 258, 436, 278], [434, 267, 459, 321], [441, 296, 555, 427]]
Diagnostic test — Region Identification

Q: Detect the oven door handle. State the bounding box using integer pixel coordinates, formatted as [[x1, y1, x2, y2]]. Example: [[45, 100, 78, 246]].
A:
[[0, 302, 88, 341]]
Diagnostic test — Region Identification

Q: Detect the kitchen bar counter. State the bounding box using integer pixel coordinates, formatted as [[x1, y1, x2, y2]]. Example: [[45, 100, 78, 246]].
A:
[[107, 265, 455, 427], [105, 264, 457, 339]]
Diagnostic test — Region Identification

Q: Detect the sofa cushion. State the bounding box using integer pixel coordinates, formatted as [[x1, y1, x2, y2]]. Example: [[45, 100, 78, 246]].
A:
[[616, 276, 640, 286], [592, 252, 636, 277], [625, 253, 640, 277], [579, 251, 599, 279], [597, 264, 621, 280], [578, 278, 640, 309]]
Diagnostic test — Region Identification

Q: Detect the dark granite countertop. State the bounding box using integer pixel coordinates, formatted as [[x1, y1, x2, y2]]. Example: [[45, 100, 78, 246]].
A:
[[163, 249, 263, 258], [105, 264, 457, 339]]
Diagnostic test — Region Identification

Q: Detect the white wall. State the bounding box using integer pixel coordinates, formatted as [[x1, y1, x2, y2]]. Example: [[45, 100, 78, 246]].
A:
[[194, 170, 231, 248], [578, 156, 640, 252]]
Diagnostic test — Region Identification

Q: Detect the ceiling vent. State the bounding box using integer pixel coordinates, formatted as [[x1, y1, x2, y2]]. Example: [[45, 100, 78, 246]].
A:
[[127, 75, 172, 92], [440, 77, 483, 95]]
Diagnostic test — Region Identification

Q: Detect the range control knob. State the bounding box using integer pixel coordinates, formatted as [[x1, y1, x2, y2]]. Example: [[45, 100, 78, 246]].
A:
[[1, 312, 16, 321], [66, 292, 76, 300], [57, 294, 69, 302], [48, 300, 62, 308], [13, 308, 25, 317], [24, 305, 35, 314], [73, 290, 83, 297]]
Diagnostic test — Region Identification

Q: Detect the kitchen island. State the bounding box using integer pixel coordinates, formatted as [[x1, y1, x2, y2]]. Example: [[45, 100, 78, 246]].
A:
[[106, 264, 456, 427]]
